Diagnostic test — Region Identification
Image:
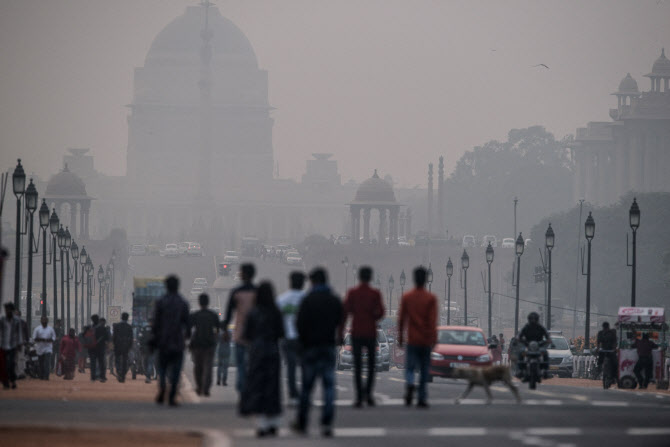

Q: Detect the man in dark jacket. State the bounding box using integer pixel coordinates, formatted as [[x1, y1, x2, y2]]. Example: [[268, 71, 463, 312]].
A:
[[596, 321, 617, 382], [189, 293, 219, 397], [340, 266, 385, 407], [292, 268, 343, 437], [112, 312, 134, 382], [152, 275, 190, 406], [633, 333, 658, 389], [89, 314, 109, 382]]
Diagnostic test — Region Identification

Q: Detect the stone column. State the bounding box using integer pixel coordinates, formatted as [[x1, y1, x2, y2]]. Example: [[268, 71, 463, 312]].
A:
[[398, 211, 405, 240], [389, 207, 399, 245], [363, 207, 371, 244], [378, 208, 387, 246], [596, 148, 609, 205], [350, 207, 358, 244], [70, 202, 77, 238], [406, 208, 412, 240]]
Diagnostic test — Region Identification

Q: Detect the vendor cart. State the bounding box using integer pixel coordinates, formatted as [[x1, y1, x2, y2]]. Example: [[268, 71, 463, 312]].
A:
[[615, 307, 668, 389]]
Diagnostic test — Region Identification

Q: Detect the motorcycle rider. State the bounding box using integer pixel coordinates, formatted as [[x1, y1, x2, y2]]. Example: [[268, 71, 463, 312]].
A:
[[596, 322, 617, 383], [517, 312, 552, 379]]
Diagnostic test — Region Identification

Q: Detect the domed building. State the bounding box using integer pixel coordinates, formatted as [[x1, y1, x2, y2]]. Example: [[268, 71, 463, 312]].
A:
[[572, 48, 670, 205], [44, 164, 93, 239], [349, 170, 401, 245], [126, 4, 273, 200]]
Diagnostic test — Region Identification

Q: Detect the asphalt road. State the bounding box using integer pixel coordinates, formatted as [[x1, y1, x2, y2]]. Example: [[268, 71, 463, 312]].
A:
[[9, 255, 662, 446]]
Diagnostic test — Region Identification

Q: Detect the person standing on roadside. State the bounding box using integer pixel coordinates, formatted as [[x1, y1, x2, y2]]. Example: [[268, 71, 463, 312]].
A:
[[189, 293, 219, 397], [14, 310, 29, 379], [398, 267, 437, 408], [52, 319, 63, 371], [241, 282, 285, 437], [276, 271, 306, 403], [223, 263, 257, 396], [113, 312, 134, 382], [59, 328, 80, 380], [291, 268, 343, 438], [139, 321, 155, 383], [32, 316, 56, 380], [340, 266, 385, 408], [87, 314, 109, 382], [0, 303, 24, 389], [152, 275, 190, 406], [633, 333, 658, 390], [216, 328, 231, 386]]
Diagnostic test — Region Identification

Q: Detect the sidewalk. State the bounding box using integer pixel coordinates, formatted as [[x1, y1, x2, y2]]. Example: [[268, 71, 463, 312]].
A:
[[543, 377, 670, 395], [0, 371, 159, 402]]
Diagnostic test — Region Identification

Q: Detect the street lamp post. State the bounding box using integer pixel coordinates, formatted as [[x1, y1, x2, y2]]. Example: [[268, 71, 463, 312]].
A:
[[545, 223, 555, 330], [461, 250, 469, 326], [13, 159, 26, 309], [57, 226, 65, 325], [79, 246, 88, 330], [110, 249, 116, 302], [427, 264, 433, 292], [388, 275, 394, 315], [64, 227, 72, 330], [71, 241, 79, 333], [24, 179, 38, 331], [98, 265, 104, 315], [446, 259, 453, 325], [342, 256, 349, 290], [514, 233, 525, 335], [584, 212, 595, 353], [39, 200, 50, 318], [86, 258, 93, 321], [485, 242, 494, 338], [628, 198, 640, 306], [49, 209, 59, 323]]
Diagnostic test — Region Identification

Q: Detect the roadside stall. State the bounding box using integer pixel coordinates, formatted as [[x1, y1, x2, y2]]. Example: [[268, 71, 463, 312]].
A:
[[616, 306, 668, 389]]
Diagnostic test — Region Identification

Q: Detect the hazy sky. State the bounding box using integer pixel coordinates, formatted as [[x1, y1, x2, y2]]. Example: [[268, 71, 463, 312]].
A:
[[1, 0, 668, 187]]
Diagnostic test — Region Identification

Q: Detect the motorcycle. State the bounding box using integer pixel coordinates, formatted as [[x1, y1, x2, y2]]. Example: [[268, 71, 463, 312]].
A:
[[24, 343, 40, 379], [128, 341, 144, 380], [517, 340, 548, 390]]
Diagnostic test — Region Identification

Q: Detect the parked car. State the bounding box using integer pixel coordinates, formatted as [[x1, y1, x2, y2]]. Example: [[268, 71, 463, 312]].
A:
[[337, 334, 382, 371], [429, 326, 493, 380], [481, 235, 497, 247], [462, 235, 476, 248], [164, 244, 179, 257], [186, 242, 203, 256], [501, 238, 515, 248], [336, 235, 352, 245], [547, 331, 573, 378], [130, 244, 146, 256], [178, 242, 191, 254]]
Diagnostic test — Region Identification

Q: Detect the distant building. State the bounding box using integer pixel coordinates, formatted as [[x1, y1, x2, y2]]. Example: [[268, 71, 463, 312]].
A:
[[572, 49, 670, 205]]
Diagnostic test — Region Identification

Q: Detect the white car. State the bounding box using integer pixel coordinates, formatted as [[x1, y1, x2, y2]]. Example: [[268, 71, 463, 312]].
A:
[[164, 243, 180, 257], [193, 277, 208, 289], [223, 251, 240, 264], [501, 238, 515, 248], [186, 242, 203, 256], [462, 235, 476, 247], [130, 244, 146, 256], [482, 235, 497, 247], [285, 254, 303, 265], [178, 242, 191, 255]]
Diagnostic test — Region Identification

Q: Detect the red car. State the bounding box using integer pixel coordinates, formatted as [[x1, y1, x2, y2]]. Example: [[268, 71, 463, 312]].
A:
[[429, 326, 493, 379]]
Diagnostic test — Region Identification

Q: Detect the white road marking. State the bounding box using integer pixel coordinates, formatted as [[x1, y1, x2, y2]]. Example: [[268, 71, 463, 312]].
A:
[[429, 427, 487, 436], [335, 428, 387, 437], [525, 399, 563, 406], [389, 377, 404, 383], [627, 428, 670, 436], [526, 427, 582, 436], [591, 400, 629, 407]]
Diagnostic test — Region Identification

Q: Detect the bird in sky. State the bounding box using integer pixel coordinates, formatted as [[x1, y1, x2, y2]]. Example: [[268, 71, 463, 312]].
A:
[[532, 64, 550, 69]]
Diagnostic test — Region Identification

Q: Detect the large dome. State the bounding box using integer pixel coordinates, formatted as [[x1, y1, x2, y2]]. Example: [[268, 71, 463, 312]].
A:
[[354, 170, 396, 203], [45, 165, 87, 197], [144, 6, 258, 68], [647, 48, 670, 76], [617, 73, 639, 93]]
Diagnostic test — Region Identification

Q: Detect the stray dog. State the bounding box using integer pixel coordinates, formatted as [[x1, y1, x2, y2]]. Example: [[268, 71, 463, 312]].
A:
[[451, 365, 521, 404]]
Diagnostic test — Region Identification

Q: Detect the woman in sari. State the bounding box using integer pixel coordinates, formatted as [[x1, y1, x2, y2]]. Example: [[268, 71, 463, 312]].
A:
[[59, 328, 80, 380]]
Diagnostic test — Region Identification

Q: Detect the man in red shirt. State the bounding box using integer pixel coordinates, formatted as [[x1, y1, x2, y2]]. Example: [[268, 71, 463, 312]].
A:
[[340, 266, 385, 407], [398, 267, 437, 408]]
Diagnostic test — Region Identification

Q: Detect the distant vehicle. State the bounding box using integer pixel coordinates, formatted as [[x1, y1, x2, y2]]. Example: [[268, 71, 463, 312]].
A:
[[525, 238, 532, 246], [164, 244, 179, 257], [193, 277, 208, 288], [336, 235, 351, 245], [241, 236, 262, 257], [223, 251, 240, 264], [186, 242, 203, 256], [190, 285, 204, 297], [462, 235, 476, 248], [481, 235, 497, 247], [501, 238, 515, 248], [546, 331, 573, 378], [178, 242, 191, 255], [130, 244, 146, 256], [337, 333, 382, 371], [285, 253, 303, 265], [145, 244, 160, 255], [377, 329, 391, 371], [429, 326, 493, 380]]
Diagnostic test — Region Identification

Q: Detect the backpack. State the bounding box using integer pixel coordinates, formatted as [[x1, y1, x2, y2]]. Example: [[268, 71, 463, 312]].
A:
[[83, 327, 97, 349]]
